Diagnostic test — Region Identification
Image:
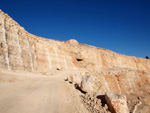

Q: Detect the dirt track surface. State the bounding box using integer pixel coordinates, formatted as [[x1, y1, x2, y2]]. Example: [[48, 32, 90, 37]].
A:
[[0, 71, 86, 113]]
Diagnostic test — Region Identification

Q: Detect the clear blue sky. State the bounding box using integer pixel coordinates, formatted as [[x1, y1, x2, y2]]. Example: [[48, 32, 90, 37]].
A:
[[1, 0, 150, 58]]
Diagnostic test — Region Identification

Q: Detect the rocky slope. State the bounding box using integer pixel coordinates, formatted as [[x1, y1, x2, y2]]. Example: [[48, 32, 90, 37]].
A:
[[0, 10, 150, 73], [0, 10, 150, 93], [0, 10, 150, 113]]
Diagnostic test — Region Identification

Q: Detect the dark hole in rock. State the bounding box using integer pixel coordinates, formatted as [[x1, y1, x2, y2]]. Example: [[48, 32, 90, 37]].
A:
[[74, 83, 86, 94], [57, 68, 61, 71], [76, 59, 83, 62], [97, 95, 107, 107]]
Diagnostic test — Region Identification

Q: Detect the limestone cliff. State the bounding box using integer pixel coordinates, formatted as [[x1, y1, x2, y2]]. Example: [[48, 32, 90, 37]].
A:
[[1, 10, 150, 113], [0, 10, 150, 74]]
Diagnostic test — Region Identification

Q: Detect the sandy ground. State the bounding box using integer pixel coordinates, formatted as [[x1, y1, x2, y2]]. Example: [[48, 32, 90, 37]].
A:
[[1, 70, 149, 113], [0, 70, 86, 113]]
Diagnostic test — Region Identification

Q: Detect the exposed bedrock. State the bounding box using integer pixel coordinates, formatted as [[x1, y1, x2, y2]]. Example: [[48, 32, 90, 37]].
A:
[[67, 70, 150, 95], [0, 10, 150, 74], [0, 10, 150, 94]]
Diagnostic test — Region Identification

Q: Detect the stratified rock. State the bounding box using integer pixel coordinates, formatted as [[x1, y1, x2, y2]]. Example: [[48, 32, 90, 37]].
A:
[[1, 10, 150, 96], [66, 69, 150, 95], [0, 10, 150, 73], [105, 92, 129, 113]]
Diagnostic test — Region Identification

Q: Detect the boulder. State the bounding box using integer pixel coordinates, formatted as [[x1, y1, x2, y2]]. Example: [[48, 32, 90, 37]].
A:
[[67, 74, 101, 94], [105, 92, 129, 113], [80, 75, 101, 94]]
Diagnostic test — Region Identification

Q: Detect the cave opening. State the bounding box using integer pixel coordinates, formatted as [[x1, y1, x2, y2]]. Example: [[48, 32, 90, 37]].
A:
[[76, 58, 83, 62]]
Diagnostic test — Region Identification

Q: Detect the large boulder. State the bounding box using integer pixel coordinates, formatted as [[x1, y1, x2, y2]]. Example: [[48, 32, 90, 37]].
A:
[[67, 74, 102, 94], [105, 92, 129, 113], [80, 75, 101, 94], [67, 74, 82, 84]]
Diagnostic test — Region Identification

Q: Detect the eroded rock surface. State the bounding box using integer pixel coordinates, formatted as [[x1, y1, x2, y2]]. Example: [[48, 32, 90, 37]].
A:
[[67, 70, 150, 95], [66, 72, 150, 113], [0, 10, 150, 74], [0, 10, 150, 113]]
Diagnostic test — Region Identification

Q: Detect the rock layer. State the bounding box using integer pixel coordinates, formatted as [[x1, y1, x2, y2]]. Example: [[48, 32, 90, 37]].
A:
[[0, 10, 150, 74], [0, 10, 150, 96]]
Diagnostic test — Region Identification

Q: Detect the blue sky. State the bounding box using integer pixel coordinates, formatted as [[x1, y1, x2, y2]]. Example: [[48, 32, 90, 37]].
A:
[[1, 0, 150, 58]]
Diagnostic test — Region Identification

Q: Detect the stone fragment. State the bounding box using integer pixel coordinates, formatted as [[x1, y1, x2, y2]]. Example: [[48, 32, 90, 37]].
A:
[[64, 77, 68, 81], [105, 92, 129, 113], [68, 74, 73, 83]]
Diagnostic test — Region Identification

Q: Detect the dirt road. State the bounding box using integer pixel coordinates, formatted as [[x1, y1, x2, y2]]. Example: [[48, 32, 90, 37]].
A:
[[0, 71, 85, 113]]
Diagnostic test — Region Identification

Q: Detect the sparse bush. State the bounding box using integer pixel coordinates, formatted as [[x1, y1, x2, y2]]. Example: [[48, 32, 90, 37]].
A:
[[146, 56, 149, 59]]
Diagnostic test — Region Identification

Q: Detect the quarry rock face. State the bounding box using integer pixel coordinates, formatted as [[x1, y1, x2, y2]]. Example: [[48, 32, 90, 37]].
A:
[[0, 10, 150, 95], [0, 10, 150, 74], [68, 70, 150, 96]]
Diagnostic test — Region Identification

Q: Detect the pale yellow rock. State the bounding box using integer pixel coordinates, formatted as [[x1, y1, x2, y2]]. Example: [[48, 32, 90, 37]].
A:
[[0, 10, 150, 73], [0, 10, 150, 95], [105, 92, 129, 113]]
